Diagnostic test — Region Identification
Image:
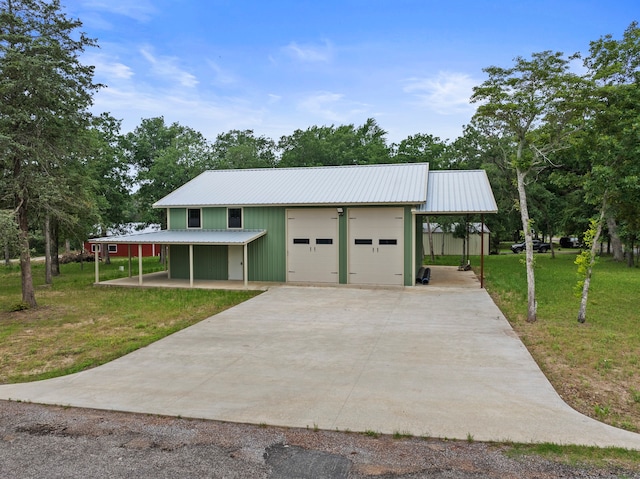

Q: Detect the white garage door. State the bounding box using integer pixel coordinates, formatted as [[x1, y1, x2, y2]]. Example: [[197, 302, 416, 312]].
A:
[[287, 209, 339, 283], [348, 208, 404, 285]]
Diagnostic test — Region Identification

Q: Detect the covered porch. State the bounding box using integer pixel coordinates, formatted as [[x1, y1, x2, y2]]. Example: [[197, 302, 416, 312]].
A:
[[89, 229, 266, 289]]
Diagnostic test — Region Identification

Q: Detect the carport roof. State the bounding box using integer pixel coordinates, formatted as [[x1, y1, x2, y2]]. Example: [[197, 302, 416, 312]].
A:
[[89, 229, 266, 245], [418, 170, 498, 214]]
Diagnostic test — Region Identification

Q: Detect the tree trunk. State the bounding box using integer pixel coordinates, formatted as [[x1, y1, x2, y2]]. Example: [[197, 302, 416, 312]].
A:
[[578, 206, 605, 323], [44, 214, 52, 284], [606, 215, 624, 261], [516, 167, 536, 322], [17, 198, 37, 308], [65, 238, 71, 254], [4, 241, 9, 266], [52, 219, 60, 276]]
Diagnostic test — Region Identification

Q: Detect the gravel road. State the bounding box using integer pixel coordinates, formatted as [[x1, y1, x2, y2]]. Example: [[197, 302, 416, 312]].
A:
[[1, 401, 638, 478]]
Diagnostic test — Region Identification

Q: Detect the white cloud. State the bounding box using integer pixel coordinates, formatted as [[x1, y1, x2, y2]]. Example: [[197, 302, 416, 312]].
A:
[[206, 60, 236, 85], [283, 41, 333, 63], [85, 53, 134, 81], [140, 47, 199, 88], [297, 91, 369, 124], [403, 72, 477, 115], [80, 0, 157, 22]]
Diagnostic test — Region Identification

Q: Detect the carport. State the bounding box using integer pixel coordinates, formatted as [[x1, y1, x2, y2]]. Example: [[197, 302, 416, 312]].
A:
[[414, 170, 498, 287], [89, 229, 266, 288]]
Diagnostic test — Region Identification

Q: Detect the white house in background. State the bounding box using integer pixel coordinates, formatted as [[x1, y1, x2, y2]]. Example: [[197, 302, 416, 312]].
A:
[[423, 223, 491, 256]]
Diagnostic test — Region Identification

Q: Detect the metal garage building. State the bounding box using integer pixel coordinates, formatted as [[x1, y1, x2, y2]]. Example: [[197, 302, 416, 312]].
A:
[[90, 163, 497, 288]]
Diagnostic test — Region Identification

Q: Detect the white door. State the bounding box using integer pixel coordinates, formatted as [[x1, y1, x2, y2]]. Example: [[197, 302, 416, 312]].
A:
[[228, 245, 244, 281], [348, 208, 404, 285], [287, 209, 338, 283]]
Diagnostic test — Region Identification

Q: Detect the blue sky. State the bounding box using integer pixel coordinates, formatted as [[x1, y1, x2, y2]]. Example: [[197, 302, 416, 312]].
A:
[[63, 0, 638, 144]]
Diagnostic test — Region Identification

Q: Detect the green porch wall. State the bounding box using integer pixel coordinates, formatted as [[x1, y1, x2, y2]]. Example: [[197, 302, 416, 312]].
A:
[[404, 206, 413, 286], [169, 244, 228, 280]]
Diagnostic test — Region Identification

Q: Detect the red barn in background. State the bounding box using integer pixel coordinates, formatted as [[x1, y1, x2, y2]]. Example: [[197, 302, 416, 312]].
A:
[[84, 224, 161, 258]]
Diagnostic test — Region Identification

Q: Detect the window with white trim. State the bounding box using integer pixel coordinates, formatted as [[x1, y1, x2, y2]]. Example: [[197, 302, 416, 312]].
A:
[[108, 244, 118, 253], [228, 208, 242, 229], [187, 208, 202, 228]]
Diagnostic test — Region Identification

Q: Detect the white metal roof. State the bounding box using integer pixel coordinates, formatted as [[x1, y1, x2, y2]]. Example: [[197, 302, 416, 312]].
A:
[[418, 170, 498, 214], [153, 163, 430, 208], [89, 229, 266, 245]]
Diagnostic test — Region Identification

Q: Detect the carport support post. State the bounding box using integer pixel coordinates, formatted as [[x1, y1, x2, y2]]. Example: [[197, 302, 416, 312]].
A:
[[189, 244, 194, 287], [138, 244, 143, 286], [128, 244, 132, 278]]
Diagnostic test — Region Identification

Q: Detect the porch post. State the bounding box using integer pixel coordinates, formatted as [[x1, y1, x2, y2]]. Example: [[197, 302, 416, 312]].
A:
[[243, 243, 248, 289], [189, 244, 194, 287], [138, 243, 143, 285], [480, 214, 485, 289], [128, 244, 132, 278], [166, 245, 171, 279], [94, 244, 99, 284]]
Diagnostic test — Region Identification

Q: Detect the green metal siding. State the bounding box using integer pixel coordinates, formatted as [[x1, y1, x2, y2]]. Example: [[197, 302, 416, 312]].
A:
[[194, 245, 227, 279], [203, 208, 226, 229], [169, 209, 186, 230], [169, 245, 189, 277], [245, 207, 286, 282], [339, 210, 348, 284], [169, 244, 227, 280], [403, 206, 413, 286]]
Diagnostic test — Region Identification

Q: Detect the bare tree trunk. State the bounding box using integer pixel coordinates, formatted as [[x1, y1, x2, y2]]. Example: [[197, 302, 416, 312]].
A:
[[18, 199, 37, 308], [578, 206, 606, 323], [516, 167, 536, 322], [44, 214, 52, 284], [65, 238, 71, 254], [4, 241, 9, 266], [606, 215, 624, 261]]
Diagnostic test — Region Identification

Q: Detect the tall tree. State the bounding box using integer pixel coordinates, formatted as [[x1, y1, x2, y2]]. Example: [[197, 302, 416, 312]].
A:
[[0, 0, 100, 307], [278, 119, 390, 167], [392, 133, 448, 168], [575, 22, 640, 322], [212, 130, 277, 169], [123, 117, 215, 226], [471, 51, 588, 322]]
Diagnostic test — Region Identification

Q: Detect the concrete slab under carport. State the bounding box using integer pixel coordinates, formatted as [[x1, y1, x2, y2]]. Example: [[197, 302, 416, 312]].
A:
[[1, 274, 639, 449]]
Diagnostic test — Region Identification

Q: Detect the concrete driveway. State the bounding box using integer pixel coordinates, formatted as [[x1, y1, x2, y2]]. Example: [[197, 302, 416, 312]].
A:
[[1, 273, 640, 449]]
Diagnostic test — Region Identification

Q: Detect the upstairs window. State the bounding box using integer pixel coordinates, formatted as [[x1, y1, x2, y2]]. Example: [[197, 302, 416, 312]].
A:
[[187, 208, 201, 228], [228, 208, 242, 229]]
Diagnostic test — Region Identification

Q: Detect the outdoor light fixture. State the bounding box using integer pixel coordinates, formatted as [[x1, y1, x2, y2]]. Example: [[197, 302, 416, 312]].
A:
[[337, 207, 344, 216]]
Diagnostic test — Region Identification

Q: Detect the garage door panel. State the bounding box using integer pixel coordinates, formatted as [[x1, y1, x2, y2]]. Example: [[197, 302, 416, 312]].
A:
[[287, 209, 338, 283], [349, 208, 404, 286]]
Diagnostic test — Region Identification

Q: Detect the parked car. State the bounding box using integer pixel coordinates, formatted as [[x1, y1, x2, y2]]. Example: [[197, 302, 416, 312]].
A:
[[559, 236, 581, 248], [510, 239, 551, 253]]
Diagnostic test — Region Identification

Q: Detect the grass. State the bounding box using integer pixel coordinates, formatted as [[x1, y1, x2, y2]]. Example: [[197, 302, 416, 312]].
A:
[[505, 442, 640, 471], [478, 250, 640, 434], [0, 257, 260, 383]]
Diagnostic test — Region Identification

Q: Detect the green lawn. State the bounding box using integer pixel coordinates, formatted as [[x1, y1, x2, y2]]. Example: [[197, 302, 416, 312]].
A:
[[0, 257, 260, 383], [480, 251, 640, 433]]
